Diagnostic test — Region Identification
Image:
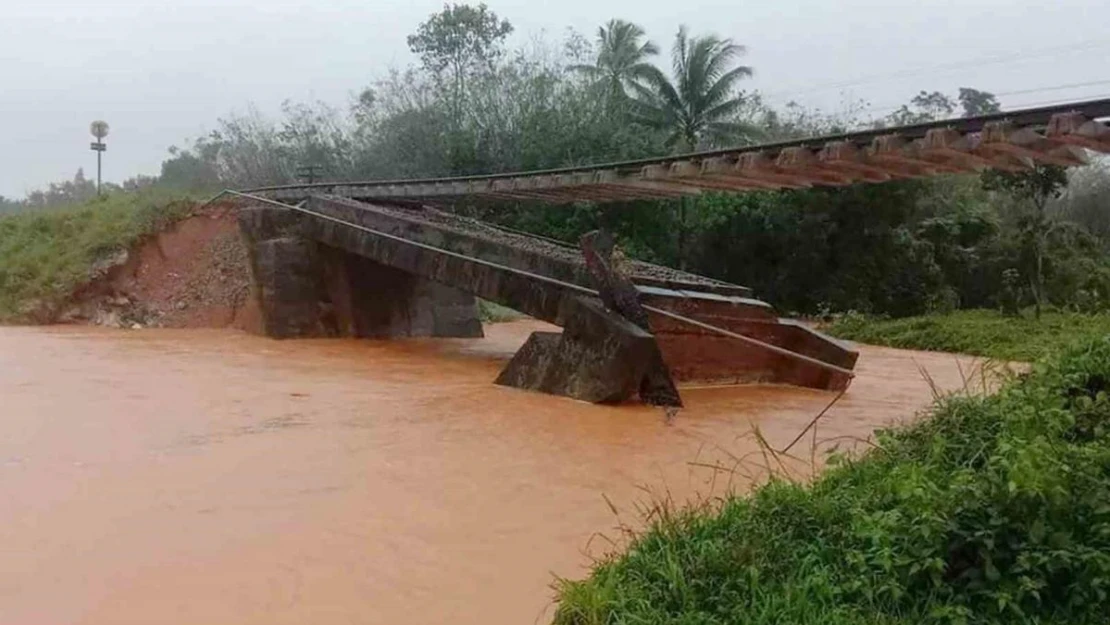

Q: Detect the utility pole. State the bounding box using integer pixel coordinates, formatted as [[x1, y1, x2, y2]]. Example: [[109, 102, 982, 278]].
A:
[[296, 163, 324, 184], [89, 120, 109, 195]]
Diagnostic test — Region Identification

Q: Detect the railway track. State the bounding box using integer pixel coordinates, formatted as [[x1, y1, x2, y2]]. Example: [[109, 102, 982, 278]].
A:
[[246, 98, 1110, 205]]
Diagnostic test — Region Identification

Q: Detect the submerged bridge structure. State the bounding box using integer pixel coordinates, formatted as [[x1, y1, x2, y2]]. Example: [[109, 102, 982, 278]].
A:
[[227, 99, 1110, 406]]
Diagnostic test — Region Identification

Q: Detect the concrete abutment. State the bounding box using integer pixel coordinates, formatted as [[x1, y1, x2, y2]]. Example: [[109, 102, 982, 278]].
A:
[[238, 206, 482, 340]]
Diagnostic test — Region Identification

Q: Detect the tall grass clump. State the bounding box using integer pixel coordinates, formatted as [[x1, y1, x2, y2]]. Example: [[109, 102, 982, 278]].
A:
[[477, 299, 525, 323], [827, 309, 1110, 362], [0, 190, 194, 320], [554, 336, 1110, 625]]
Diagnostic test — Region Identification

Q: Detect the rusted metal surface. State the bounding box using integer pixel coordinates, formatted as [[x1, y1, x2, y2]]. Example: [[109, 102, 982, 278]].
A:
[[245, 98, 1110, 205]]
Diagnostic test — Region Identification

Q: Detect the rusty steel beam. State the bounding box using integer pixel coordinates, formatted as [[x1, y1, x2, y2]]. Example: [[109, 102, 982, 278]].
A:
[[640, 162, 772, 192], [919, 128, 1031, 172], [817, 141, 900, 183], [978, 121, 1090, 167], [594, 170, 701, 199], [867, 135, 974, 176], [696, 158, 788, 190], [775, 147, 857, 186], [1046, 112, 1110, 153], [732, 152, 818, 188]]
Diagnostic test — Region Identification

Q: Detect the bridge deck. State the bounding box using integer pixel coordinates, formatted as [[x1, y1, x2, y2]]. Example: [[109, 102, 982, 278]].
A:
[[306, 196, 752, 297]]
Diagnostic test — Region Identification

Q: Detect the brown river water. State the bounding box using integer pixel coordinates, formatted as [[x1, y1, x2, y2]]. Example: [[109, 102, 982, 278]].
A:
[[0, 320, 986, 625]]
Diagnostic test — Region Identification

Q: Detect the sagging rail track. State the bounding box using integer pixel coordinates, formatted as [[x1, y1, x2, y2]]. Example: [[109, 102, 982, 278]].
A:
[[246, 98, 1110, 205]]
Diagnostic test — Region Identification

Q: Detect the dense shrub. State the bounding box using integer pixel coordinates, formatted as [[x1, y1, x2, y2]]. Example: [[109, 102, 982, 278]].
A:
[[479, 173, 1110, 319]]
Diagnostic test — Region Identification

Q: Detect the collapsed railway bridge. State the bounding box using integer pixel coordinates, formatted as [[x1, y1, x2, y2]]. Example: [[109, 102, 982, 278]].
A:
[[222, 99, 1110, 406]]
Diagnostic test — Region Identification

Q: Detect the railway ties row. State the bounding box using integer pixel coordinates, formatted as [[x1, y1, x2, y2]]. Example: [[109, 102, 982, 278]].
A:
[[250, 100, 1110, 205]]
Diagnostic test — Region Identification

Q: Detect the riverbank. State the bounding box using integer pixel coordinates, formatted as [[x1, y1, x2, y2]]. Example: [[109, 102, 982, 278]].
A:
[[0, 192, 259, 327], [0, 194, 524, 329], [552, 336, 1110, 624], [1, 192, 186, 320], [825, 309, 1110, 362], [0, 321, 983, 624]]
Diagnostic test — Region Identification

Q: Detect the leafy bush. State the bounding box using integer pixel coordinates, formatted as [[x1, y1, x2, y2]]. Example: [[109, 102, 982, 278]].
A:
[[826, 309, 1110, 362], [553, 336, 1110, 624], [484, 176, 1110, 320]]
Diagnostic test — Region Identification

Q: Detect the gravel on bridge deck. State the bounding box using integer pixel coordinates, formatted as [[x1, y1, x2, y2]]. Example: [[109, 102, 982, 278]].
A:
[[319, 194, 748, 293]]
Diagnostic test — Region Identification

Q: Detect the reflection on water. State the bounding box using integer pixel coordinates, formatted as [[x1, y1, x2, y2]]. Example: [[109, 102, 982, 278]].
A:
[[0, 321, 982, 625]]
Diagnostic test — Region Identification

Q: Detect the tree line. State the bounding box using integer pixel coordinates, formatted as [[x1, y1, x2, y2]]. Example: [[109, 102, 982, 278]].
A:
[[6, 3, 1110, 319]]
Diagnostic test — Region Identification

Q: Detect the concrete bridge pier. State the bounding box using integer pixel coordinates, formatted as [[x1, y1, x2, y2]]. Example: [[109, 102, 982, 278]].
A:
[[495, 295, 679, 405], [238, 206, 483, 339]]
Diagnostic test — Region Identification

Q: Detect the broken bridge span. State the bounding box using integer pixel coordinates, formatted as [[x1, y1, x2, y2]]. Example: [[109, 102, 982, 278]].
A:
[[234, 193, 856, 405], [224, 99, 1110, 405]]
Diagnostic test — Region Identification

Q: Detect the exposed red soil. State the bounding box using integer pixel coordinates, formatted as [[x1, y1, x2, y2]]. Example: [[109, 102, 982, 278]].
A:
[[64, 204, 261, 332]]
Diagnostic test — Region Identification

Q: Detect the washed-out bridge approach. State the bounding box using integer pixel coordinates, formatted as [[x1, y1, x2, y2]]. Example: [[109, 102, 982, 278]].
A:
[[223, 99, 1110, 406]]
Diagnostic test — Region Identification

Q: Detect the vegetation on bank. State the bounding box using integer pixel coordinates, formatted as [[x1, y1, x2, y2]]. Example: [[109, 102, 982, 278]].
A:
[[0, 191, 192, 321], [554, 336, 1110, 624], [477, 299, 524, 323], [826, 309, 1110, 362]]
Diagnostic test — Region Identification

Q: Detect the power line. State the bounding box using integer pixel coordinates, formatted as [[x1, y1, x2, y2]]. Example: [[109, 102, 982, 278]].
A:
[[760, 38, 1110, 101], [859, 80, 1110, 118], [763, 39, 1110, 100], [862, 92, 1110, 122], [993, 79, 1110, 99]]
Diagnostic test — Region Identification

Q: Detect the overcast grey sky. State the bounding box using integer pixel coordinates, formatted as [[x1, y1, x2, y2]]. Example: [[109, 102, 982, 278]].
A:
[[2, 0, 1107, 198]]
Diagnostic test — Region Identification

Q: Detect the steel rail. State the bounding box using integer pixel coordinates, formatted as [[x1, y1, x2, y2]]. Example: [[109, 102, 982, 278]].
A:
[[243, 97, 1110, 196], [209, 190, 855, 379]]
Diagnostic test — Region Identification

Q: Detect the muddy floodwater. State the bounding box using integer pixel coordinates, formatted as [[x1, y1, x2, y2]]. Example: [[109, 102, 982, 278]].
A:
[[0, 320, 987, 624]]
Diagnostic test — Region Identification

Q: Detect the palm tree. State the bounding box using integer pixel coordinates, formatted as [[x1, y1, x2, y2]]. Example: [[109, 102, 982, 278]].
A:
[[632, 26, 755, 152], [574, 19, 659, 109]]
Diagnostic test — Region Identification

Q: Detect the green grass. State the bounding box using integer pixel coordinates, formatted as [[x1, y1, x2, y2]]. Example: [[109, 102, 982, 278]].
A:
[[0, 190, 195, 321], [824, 309, 1110, 362], [477, 299, 525, 323], [553, 336, 1110, 625]]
